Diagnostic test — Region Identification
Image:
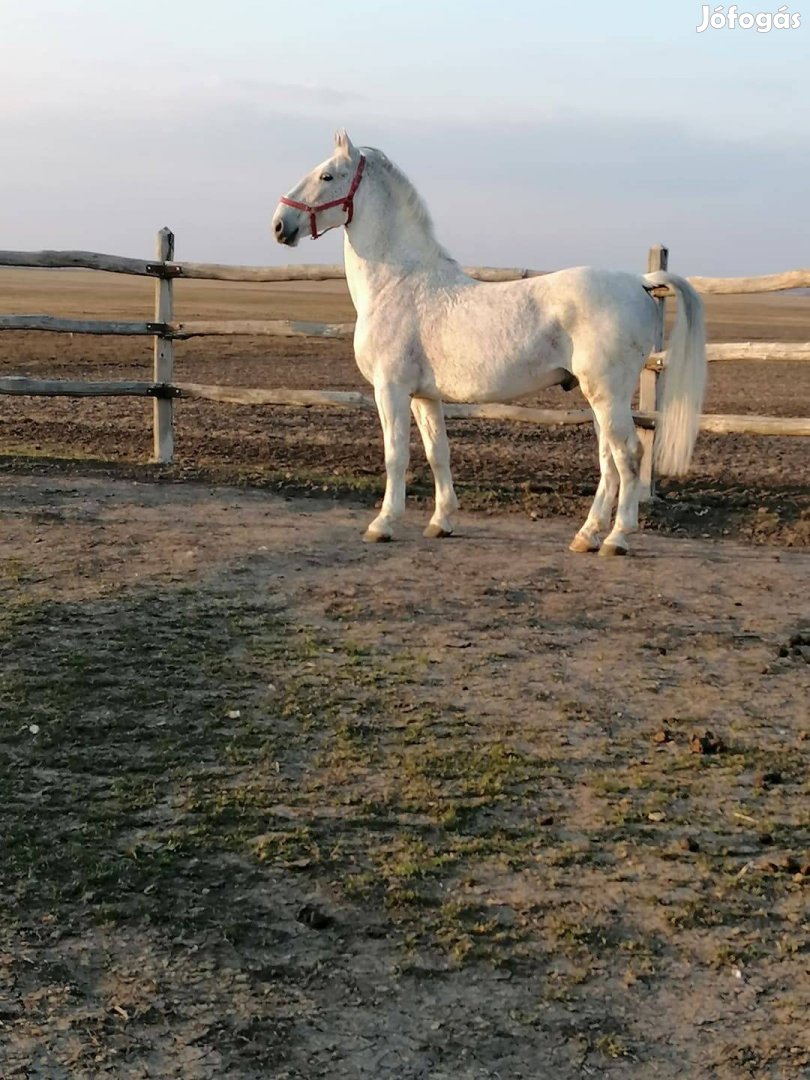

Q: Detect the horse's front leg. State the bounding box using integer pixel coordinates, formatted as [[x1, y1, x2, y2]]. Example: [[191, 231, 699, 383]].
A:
[[364, 382, 412, 543], [411, 396, 458, 538]]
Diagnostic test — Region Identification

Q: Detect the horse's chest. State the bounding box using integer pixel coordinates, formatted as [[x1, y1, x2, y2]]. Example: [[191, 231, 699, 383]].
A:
[[353, 344, 377, 384], [353, 310, 425, 389]]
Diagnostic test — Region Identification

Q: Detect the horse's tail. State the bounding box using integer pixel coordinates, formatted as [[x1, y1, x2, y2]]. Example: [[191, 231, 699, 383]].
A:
[[643, 271, 707, 477]]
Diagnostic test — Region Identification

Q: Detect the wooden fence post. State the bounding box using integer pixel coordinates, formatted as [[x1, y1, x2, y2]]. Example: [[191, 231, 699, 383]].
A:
[[639, 243, 668, 500], [152, 227, 175, 463]]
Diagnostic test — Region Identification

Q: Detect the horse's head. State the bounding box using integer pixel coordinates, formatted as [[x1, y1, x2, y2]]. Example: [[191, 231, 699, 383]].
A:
[[272, 129, 365, 246]]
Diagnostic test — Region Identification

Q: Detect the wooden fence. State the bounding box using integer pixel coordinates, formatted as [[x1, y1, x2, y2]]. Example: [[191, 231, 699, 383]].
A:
[[1, 232, 808, 498]]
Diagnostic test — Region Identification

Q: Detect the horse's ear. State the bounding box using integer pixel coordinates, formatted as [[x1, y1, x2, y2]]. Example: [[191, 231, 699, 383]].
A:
[[334, 128, 356, 158]]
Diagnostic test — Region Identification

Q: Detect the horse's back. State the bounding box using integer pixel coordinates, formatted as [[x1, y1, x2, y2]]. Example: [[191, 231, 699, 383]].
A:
[[528, 266, 658, 358]]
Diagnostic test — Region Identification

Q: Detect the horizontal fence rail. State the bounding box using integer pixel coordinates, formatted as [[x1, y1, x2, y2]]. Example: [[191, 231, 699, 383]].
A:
[[3, 317, 808, 365], [686, 270, 810, 295], [0, 315, 356, 339], [1, 236, 808, 486], [0, 250, 544, 283], [170, 319, 354, 339], [0, 377, 166, 397], [2, 248, 809, 292], [3, 376, 808, 438], [645, 342, 810, 370], [0, 316, 160, 336]]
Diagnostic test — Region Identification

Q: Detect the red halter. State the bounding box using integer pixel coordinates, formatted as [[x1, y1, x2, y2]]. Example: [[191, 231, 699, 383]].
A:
[[279, 154, 366, 239]]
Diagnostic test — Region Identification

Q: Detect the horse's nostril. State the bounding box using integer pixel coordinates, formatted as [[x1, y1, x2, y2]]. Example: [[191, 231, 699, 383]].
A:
[[274, 219, 284, 235]]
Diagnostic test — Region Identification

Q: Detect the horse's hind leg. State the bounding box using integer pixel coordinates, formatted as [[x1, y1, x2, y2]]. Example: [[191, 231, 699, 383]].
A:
[[364, 382, 411, 543], [411, 396, 459, 538], [570, 417, 619, 553], [590, 400, 643, 557]]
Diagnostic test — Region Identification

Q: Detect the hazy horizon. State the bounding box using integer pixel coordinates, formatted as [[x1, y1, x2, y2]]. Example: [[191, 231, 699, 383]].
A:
[[3, 1, 808, 276]]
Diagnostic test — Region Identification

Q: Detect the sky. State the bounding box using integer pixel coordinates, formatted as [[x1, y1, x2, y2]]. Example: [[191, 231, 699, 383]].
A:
[[2, 0, 808, 274]]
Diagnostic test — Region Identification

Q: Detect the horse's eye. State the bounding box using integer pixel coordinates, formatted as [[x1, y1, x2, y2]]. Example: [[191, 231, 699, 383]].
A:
[[320, 172, 333, 182]]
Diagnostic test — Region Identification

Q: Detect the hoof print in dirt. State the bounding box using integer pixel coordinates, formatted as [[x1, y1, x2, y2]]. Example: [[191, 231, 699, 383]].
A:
[[678, 836, 701, 853], [296, 903, 334, 930], [762, 855, 804, 876], [778, 629, 810, 663], [689, 731, 725, 755]]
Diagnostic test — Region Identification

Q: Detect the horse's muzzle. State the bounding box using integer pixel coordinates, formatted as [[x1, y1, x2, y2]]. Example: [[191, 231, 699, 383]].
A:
[[273, 213, 299, 246]]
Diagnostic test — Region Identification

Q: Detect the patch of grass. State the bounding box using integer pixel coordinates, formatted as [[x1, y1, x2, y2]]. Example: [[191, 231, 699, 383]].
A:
[[251, 827, 320, 866], [595, 1033, 632, 1060], [427, 899, 526, 965], [547, 914, 626, 955], [0, 556, 30, 584], [0, 585, 297, 922], [2, 578, 541, 970]]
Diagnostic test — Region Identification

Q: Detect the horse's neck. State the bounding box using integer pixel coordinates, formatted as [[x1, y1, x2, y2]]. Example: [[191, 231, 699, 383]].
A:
[[343, 166, 460, 316]]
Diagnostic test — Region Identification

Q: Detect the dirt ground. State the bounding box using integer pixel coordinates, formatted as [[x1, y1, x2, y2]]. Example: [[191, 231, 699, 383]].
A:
[[1, 473, 809, 1079], [0, 270, 808, 547]]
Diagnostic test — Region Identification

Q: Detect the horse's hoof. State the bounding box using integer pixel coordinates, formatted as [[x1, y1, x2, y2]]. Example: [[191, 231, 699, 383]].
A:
[[569, 533, 600, 553], [599, 542, 628, 558], [363, 528, 392, 544], [423, 523, 453, 539]]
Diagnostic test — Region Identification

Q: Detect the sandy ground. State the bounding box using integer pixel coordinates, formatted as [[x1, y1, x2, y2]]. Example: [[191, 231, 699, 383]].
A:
[[1, 473, 808, 1078]]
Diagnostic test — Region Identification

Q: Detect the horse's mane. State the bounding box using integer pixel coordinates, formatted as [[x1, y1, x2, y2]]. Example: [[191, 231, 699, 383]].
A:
[[363, 147, 457, 265]]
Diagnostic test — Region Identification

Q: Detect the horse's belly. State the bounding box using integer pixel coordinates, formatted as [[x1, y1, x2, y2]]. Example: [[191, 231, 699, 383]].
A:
[[427, 327, 570, 403], [432, 365, 544, 403]]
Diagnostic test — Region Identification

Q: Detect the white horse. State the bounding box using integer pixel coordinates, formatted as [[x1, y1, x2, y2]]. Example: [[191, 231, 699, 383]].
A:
[[272, 130, 706, 555]]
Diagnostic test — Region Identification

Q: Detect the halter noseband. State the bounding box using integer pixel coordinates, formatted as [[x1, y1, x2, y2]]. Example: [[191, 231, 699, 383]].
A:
[[279, 154, 366, 239]]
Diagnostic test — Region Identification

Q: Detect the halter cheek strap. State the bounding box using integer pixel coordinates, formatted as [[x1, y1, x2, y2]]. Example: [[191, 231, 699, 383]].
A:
[[279, 154, 366, 239]]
